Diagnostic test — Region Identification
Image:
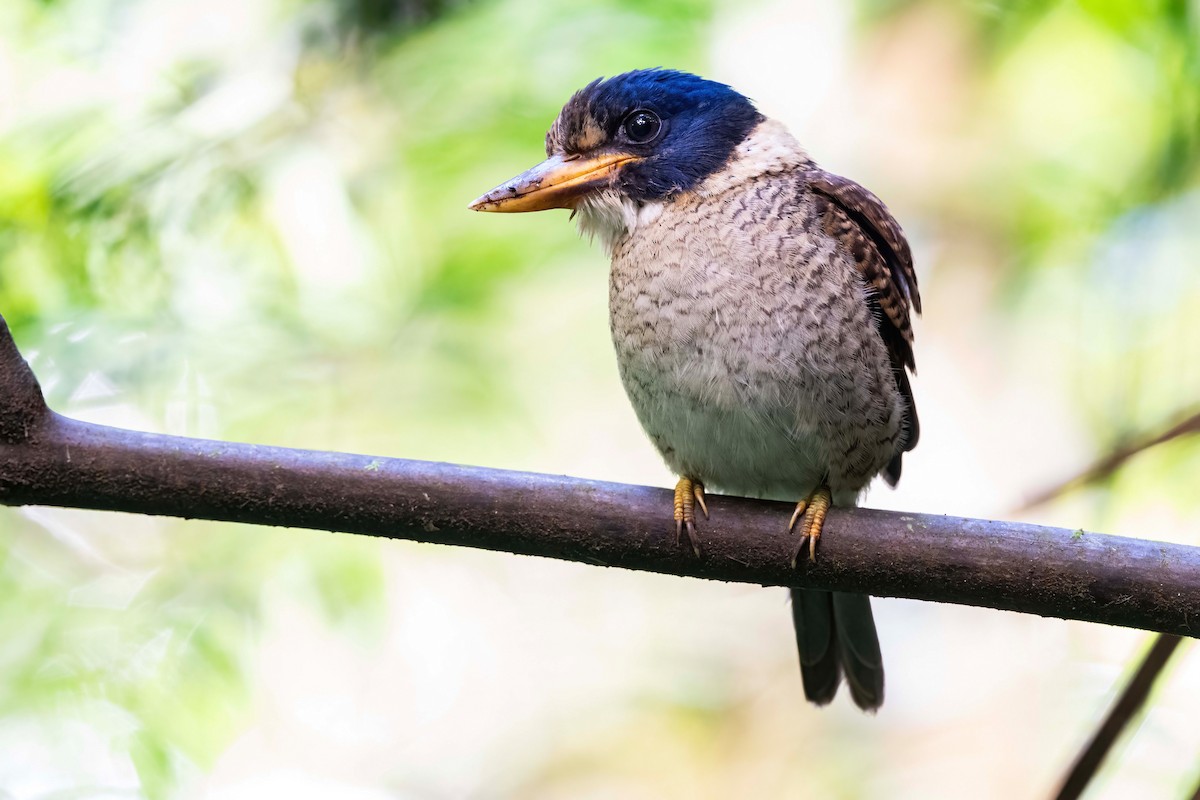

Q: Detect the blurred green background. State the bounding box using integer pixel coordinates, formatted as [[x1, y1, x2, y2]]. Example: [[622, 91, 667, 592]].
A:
[[1, 0, 1198, 797]]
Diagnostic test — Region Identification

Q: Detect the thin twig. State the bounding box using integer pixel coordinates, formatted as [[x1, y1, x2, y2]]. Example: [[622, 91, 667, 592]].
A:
[[1053, 635, 1185, 800], [1020, 408, 1200, 512]]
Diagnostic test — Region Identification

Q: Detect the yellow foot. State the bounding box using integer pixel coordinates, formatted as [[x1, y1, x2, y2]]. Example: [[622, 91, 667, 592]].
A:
[[673, 477, 708, 557], [788, 485, 832, 566]]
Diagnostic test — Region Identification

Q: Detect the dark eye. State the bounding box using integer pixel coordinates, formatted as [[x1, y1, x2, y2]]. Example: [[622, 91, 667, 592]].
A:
[[622, 110, 662, 144]]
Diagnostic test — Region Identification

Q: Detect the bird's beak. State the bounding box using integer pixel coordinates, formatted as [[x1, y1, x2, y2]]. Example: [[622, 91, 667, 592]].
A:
[[469, 152, 639, 213]]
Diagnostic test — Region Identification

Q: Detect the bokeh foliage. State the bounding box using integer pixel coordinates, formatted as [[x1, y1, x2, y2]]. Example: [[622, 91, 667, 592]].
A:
[[0, 0, 1197, 796], [0, 0, 719, 795]]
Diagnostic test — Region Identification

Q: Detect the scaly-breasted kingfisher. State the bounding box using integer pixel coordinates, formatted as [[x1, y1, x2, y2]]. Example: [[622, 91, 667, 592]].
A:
[[470, 69, 920, 711]]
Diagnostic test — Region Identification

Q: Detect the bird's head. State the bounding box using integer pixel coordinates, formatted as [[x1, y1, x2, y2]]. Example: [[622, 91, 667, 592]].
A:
[[469, 69, 765, 238]]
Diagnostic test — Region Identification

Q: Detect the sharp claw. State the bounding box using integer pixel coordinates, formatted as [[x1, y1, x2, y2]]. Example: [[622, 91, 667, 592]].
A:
[[693, 484, 709, 519], [809, 531, 817, 562], [790, 535, 807, 569], [675, 518, 683, 546], [685, 521, 702, 558], [788, 500, 808, 533]]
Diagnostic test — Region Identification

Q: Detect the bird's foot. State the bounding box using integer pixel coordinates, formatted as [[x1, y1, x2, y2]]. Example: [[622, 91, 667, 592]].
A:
[[673, 477, 708, 557], [788, 485, 832, 566]]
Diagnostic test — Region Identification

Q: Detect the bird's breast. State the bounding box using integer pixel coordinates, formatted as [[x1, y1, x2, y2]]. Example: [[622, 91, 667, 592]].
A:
[[608, 184, 841, 411], [606, 180, 903, 497]]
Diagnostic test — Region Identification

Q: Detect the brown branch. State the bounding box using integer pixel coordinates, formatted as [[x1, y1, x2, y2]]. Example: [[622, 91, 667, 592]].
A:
[[0, 315, 48, 444], [1020, 407, 1200, 512], [1, 313, 1199, 637], [1053, 634, 1186, 800]]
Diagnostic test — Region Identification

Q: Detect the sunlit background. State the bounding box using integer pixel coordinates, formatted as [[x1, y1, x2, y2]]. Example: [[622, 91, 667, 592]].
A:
[[1, 0, 1198, 797]]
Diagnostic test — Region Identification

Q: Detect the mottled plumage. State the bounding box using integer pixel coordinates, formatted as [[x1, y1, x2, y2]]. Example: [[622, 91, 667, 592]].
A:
[[471, 69, 921, 711]]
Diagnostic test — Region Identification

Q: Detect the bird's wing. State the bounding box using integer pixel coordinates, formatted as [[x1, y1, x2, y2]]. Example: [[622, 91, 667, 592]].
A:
[[805, 169, 921, 482]]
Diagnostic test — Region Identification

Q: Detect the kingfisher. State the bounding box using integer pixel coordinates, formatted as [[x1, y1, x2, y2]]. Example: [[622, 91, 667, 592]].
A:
[[470, 69, 920, 711]]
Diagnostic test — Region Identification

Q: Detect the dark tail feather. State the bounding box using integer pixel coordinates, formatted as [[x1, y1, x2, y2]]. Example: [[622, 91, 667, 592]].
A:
[[831, 591, 885, 711], [790, 588, 841, 705], [790, 588, 884, 711]]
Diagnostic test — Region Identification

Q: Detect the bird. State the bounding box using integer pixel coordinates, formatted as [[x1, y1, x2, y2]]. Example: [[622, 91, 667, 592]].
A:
[[469, 69, 920, 711]]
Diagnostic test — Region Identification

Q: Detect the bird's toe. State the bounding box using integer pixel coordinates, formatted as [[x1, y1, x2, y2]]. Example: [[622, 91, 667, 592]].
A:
[[789, 485, 832, 566], [673, 477, 705, 557]]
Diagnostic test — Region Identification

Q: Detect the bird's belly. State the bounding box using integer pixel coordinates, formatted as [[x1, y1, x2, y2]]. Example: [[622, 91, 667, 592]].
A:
[[616, 343, 901, 498], [621, 367, 830, 499]]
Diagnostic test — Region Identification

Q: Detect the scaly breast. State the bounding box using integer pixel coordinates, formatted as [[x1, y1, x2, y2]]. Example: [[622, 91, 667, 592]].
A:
[[607, 183, 904, 499]]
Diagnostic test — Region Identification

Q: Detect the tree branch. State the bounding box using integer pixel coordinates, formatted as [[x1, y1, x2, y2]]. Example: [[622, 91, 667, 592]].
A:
[[0, 314, 48, 444], [1, 313, 1198, 637]]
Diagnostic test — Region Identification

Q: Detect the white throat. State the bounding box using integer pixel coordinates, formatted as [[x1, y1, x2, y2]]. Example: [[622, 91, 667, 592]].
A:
[[573, 191, 663, 255]]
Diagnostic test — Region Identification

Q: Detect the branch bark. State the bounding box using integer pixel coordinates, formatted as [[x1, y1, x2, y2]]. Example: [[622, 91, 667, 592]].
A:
[[1, 314, 1198, 637]]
